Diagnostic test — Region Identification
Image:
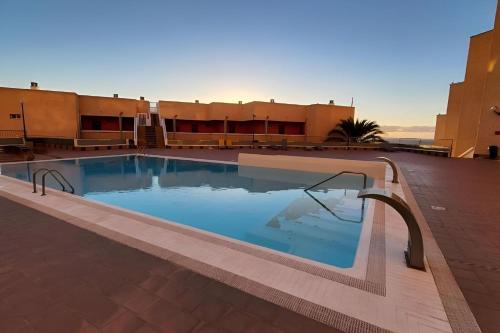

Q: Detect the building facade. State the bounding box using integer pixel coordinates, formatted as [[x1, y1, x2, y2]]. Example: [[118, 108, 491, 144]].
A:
[[0, 83, 354, 147], [434, 2, 500, 157], [159, 100, 354, 144], [0, 84, 148, 145]]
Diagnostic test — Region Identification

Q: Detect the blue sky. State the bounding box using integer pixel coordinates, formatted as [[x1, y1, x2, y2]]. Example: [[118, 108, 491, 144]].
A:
[[0, 0, 497, 126]]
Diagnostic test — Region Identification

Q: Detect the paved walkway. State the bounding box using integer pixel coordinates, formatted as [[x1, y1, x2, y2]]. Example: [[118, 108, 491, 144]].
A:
[[0, 196, 342, 333], [3, 148, 500, 332]]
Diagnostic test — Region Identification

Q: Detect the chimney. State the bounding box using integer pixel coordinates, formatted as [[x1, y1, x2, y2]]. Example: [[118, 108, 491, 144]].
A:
[[270, 99, 275, 103], [329, 100, 335, 105], [195, 100, 199, 103], [139, 96, 145, 101], [113, 94, 118, 98], [30, 82, 39, 90]]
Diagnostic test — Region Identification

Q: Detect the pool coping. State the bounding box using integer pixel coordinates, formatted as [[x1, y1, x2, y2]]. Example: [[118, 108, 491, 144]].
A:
[[0, 154, 454, 332]]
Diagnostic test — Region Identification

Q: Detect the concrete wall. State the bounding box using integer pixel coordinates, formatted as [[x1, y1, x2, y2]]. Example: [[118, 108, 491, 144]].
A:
[[159, 101, 209, 120], [79, 95, 148, 117], [0, 87, 78, 139], [433, 114, 448, 146], [306, 105, 355, 143], [453, 32, 493, 156], [474, 4, 500, 155], [436, 2, 500, 158]]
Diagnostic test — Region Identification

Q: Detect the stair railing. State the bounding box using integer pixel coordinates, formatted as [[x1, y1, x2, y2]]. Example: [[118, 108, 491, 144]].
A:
[[159, 116, 168, 146], [133, 115, 138, 147]]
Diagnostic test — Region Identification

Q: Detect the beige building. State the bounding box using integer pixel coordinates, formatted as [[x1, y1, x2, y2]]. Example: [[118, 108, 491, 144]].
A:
[[434, 2, 500, 157], [0, 83, 354, 148]]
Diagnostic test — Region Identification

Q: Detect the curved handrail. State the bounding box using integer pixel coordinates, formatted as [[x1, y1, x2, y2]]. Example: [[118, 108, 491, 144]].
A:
[[33, 168, 65, 193], [33, 168, 75, 196], [303, 170, 368, 224], [358, 188, 425, 270], [44, 170, 75, 194], [375, 157, 399, 184], [304, 171, 367, 192], [304, 190, 365, 224]]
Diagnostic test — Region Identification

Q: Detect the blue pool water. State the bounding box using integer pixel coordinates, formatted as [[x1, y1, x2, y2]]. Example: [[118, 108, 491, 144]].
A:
[[0, 155, 372, 268]]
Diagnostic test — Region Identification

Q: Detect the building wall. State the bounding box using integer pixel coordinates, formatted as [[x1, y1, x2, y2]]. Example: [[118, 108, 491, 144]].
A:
[[433, 114, 448, 146], [444, 83, 464, 148], [475, 5, 500, 155], [0, 87, 78, 139], [306, 104, 355, 142], [79, 95, 148, 117], [159, 101, 209, 120], [159, 100, 354, 143], [437, 2, 500, 158], [0, 86, 354, 144], [434, 83, 464, 151], [454, 31, 493, 156]]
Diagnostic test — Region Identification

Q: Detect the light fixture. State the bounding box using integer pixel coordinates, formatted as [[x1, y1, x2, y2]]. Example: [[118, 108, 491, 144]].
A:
[[491, 106, 500, 115]]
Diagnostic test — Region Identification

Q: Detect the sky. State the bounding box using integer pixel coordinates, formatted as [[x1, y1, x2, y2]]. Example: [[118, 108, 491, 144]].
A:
[[0, 0, 497, 126]]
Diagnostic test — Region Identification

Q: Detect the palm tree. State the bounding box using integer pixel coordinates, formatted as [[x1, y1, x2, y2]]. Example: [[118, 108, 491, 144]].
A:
[[326, 117, 385, 145]]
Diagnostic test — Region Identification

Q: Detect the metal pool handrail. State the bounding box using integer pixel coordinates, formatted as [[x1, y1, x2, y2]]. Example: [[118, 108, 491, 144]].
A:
[[304, 171, 368, 191], [303, 171, 368, 224], [358, 188, 425, 270], [304, 190, 366, 224], [375, 157, 399, 183], [32, 168, 75, 196]]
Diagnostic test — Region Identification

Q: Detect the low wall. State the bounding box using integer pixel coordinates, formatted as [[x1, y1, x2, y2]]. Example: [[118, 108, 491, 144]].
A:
[[237, 153, 386, 180]]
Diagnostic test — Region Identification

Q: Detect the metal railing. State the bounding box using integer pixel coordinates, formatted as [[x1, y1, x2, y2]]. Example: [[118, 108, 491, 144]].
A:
[[358, 188, 425, 270], [304, 171, 368, 192], [303, 171, 368, 223], [0, 130, 25, 138], [133, 116, 138, 146], [376, 157, 399, 183], [303, 190, 366, 223], [32, 168, 75, 196], [159, 117, 168, 146]]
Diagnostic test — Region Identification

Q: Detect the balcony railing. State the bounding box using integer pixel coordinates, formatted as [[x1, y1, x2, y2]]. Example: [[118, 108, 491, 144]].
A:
[[0, 130, 24, 138]]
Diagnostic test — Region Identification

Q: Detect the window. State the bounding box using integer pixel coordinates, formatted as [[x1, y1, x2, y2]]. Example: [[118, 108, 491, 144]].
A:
[[9, 113, 21, 119], [278, 124, 285, 134], [191, 123, 199, 133], [228, 123, 236, 133]]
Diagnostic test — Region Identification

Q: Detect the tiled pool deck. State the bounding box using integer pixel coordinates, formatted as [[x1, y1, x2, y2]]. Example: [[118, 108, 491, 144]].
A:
[[1, 148, 498, 332], [0, 196, 343, 333]]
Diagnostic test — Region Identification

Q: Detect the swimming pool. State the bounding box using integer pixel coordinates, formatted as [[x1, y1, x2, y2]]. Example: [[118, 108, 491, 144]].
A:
[[0, 155, 373, 268]]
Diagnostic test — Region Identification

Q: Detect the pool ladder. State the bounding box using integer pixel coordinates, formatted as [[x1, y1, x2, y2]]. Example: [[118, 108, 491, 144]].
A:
[[304, 171, 368, 224], [32, 168, 75, 196]]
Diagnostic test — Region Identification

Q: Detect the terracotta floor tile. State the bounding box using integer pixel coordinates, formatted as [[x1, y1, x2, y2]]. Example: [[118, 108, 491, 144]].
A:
[[192, 298, 232, 323], [123, 287, 161, 313], [101, 309, 145, 333], [218, 309, 256, 333]]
